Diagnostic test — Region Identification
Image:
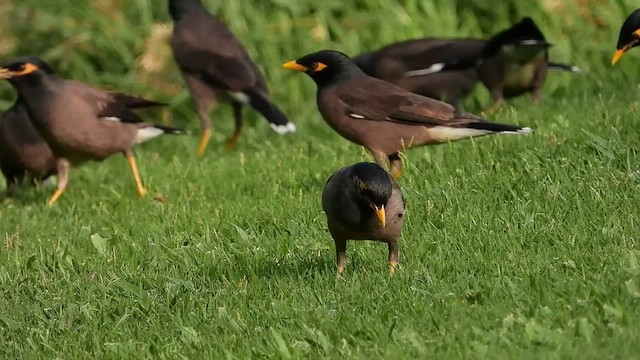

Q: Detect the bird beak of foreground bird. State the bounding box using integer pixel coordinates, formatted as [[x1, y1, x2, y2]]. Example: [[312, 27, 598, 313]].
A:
[[0, 68, 12, 79], [282, 61, 308, 72], [373, 204, 386, 228], [612, 30, 640, 65]]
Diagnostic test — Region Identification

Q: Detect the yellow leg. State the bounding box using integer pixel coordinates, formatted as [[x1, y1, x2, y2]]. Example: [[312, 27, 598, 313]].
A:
[[388, 241, 399, 275], [47, 188, 65, 207], [126, 154, 147, 197], [223, 126, 243, 151], [197, 128, 212, 156], [389, 153, 403, 179], [482, 99, 503, 117], [389, 261, 398, 275]]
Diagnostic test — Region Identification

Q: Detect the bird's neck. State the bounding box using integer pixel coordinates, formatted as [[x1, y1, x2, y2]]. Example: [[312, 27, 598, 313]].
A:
[[314, 68, 365, 89], [169, 0, 206, 21]]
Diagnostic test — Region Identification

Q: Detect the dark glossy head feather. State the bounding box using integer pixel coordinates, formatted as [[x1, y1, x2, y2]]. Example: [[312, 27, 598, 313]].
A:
[[482, 18, 549, 58], [283, 50, 365, 87], [168, 0, 206, 20], [616, 9, 640, 50], [1, 57, 54, 75], [349, 162, 393, 208]]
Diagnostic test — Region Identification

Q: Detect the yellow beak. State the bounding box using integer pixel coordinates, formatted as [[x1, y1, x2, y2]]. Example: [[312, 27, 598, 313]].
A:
[[373, 204, 386, 228], [282, 60, 308, 72], [612, 48, 627, 65]]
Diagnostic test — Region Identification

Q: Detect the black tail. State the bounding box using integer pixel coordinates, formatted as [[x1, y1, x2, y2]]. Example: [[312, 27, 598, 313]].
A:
[[152, 124, 187, 135], [467, 121, 533, 134], [112, 92, 167, 109], [548, 62, 581, 73], [245, 89, 296, 134]]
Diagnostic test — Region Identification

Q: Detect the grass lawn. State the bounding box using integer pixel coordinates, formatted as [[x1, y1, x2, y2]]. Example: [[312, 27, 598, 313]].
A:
[[1, 0, 640, 358]]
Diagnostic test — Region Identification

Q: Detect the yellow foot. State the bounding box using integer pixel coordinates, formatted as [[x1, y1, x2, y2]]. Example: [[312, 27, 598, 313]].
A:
[[197, 129, 212, 156], [389, 261, 398, 275], [137, 187, 148, 198], [47, 188, 65, 207], [391, 168, 402, 179]]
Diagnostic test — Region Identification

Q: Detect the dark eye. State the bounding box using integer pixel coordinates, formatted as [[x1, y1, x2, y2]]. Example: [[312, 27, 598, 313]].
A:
[[309, 62, 318, 69], [13, 64, 25, 71]]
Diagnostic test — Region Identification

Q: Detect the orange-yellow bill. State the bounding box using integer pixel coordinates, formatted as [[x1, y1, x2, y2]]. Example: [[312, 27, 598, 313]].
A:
[[612, 49, 626, 65], [282, 61, 308, 72], [374, 204, 386, 228]]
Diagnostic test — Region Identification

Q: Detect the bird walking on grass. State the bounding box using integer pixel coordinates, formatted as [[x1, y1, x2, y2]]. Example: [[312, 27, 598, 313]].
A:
[[0, 57, 184, 206], [168, 0, 295, 155], [322, 162, 404, 275], [283, 50, 532, 178]]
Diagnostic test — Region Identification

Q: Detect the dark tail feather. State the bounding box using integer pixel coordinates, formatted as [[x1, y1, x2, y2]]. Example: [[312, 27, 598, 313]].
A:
[[111, 92, 167, 109], [245, 89, 296, 134], [548, 62, 581, 73], [152, 124, 187, 135], [467, 121, 533, 134]]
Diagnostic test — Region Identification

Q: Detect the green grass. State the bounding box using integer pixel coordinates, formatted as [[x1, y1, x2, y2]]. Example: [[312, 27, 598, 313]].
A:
[[2, 0, 640, 358]]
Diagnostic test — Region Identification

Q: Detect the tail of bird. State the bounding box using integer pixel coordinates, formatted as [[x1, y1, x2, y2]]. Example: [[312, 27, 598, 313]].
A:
[[548, 62, 581, 73], [135, 124, 186, 144], [467, 121, 533, 135], [244, 89, 297, 134]]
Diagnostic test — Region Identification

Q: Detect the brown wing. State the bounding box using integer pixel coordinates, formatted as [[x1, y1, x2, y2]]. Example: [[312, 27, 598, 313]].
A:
[[66, 81, 146, 123], [171, 14, 258, 91], [335, 76, 486, 127]]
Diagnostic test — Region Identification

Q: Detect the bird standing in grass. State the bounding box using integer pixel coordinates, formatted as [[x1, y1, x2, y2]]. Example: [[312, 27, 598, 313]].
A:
[[0, 96, 56, 197], [612, 9, 640, 65], [322, 162, 404, 275], [168, 0, 296, 155], [283, 50, 532, 178], [0, 57, 184, 206]]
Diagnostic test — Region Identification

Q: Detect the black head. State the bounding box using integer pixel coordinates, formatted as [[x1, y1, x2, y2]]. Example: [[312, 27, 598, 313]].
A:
[[612, 9, 640, 65], [282, 50, 365, 87], [483, 17, 550, 58], [349, 162, 393, 226], [168, 0, 205, 20], [0, 57, 55, 83]]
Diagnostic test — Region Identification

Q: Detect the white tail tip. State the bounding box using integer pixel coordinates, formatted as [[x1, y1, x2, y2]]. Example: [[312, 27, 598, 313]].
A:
[[270, 122, 297, 135]]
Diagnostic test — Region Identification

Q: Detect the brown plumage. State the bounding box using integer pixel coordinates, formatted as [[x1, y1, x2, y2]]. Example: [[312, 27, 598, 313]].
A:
[[0, 57, 184, 205], [353, 39, 485, 108], [322, 162, 404, 275], [398, 18, 580, 114], [283, 50, 532, 178], [0, 96, 56, 196], [169, 0, 295, 155]]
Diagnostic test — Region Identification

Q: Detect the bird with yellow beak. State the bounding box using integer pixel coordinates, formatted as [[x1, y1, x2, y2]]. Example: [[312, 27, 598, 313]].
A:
[[612, 9, 640, 65]]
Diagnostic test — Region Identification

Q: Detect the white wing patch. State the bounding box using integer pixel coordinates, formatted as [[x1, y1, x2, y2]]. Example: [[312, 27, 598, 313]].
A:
[[348, 113, 365, 119], [403, 63, 445, 77], [100, 116, 121, 122], [228, 91, 250, 104], [135, 127, 164, 144]]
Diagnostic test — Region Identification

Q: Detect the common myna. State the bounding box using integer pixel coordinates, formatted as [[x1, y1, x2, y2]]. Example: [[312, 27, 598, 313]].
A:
[[353, 39, 485, 108], [322, 162, 404, 275], [0, 96, 56, 196], [401, 18, 580, 114], [0, 57, 184, 205], [169, 0, 295, 155], [612, 9, 640, 65], [283, 50, 532, 178]]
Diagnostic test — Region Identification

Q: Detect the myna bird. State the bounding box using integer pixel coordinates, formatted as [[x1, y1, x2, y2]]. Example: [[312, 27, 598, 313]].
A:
[[401, 18, 580, 114], [0, 96, 56, 196], [283, 50, 532, 178], [0, 57, 184, 206], [612, 9, 640, 65], [169, 0, 296, 155], [322, 162, 404, 275], [353, 39, 485, 108]]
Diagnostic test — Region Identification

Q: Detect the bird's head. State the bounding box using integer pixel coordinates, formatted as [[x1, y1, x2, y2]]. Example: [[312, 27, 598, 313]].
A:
[[282, 50, 364, 87], [168, 0, 204, 20], [0, 57, 54, 84], [350, 163, 393, 228], [612, 9, 640, 65]]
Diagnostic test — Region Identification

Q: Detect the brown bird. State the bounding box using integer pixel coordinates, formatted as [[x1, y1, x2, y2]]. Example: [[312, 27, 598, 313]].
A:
[[169, 0, 295, 155], [612, 9, 640, 65], [399, 18, 580, 114], [0, 57, 184, 206], [353, 38, 485, 108], [322, 162, 404, 275], [283, 50, 532, 178], [0, 96, 56, 196]]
